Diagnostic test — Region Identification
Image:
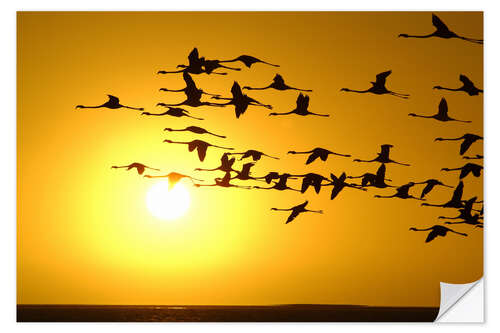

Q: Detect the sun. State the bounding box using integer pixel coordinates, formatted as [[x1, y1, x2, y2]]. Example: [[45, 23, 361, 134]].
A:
[[146, 180, 191, 220]]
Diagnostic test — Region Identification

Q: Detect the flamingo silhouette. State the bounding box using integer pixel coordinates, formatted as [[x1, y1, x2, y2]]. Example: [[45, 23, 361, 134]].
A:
[[195, 171, 251, 189], [353, 144, 410, 166], [441, 163, 483, 179], [435, 133, 483, 155], [323, 172, 367, 200], [408, 98, 471, 123], [398, 14, 483, 44], [141, 107, 203, 119], [163, 139, 234, 162], [76, 95, 143, 111], [463, 154, 483, 160], [340, 70, 410, 99], [374, 182, 423, 200], [143, 172, 203, 189], [288, 147, 350, 165], [195, 153, 236, 172], [164, 126, 226, 138], [211, 82, 272, 118], [433, 75, 483, 96], [202, 59, 241, 74], [157, 48, 227, 75], [409, 225, 468, 243], [159, 71, 220, 97], [422, 181, 465, 209], [231, 163, 260, 181], [254, 172, 289, 184], [438, 197, 481, 221], [111, 163, 159, 175], [218, 55, 279, 68], [253, 173, 300, 192], [347, 164, 393, 188], [414, 179, 453, 199], [243, 74, 312, 92], [269, 93, 329, 117], [271, 200, 323, 224], [289, 173, 330, 194], [228, 149, 279, 161]]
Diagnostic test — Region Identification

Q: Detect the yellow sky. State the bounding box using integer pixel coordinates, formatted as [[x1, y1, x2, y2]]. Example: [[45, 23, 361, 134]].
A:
[[17, 12, 483, 307]]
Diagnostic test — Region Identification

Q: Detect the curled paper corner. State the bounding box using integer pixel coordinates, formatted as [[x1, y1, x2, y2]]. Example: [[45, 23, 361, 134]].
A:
[[435, 278, 483, 322]]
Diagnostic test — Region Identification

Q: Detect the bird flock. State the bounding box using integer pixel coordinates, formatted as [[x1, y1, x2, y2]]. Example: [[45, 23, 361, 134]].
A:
[[77, 13, 483, 243]]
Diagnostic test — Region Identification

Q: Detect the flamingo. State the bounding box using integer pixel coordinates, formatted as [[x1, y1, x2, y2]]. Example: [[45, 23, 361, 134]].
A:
[[228, 149, 279, 161], [441, 163, 483, 179], [243, 74, 312, 92], [157, 48, 227, 75], [159, 71, 220, 97], [398, 13, 483, 44], [111, 163, 159, 175], [353, 144, 410, 166], [374, 182, 423, 200], [434, 133, 483, 155], [141, 107, 203, 119], [231, 163, 260, 181], [76, 95, 143, 111], [414, 179, 453, 199], [211, 82, 272, 118], [269, 93, 329, 117], [408, 98, 471, 123], [347, 164, 393, 188], [164, 126, 226, 138], [421, 181, 465, 209], [195, 153, 236, 172], [323, 172, 367, 200], [409, 225, 468, 243], [271, 200, 323, 224], [253, 173, 300, 192], [143, 172, 203, 189], [289, 173, 330, 194], [340, 70, 410, 99], [288, 147, 350, 165], [195, 172, 251, 189], [202, 59, 241, 74], [254, 172, 287, 184], [218, 55, 279, 68], [438, 197, 481, 221], [433, 75, 483, 96], [163, 139, 233, 162]]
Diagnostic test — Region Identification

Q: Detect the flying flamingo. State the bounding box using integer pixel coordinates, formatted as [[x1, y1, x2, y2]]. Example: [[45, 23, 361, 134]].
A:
[[76, 95, 143, 111], [340, 70, 410, 99], [141, 107, 203, 119], [254, 172, 287, 184], [438, 197, 481, 221], [269, 93, 329, 117], [159, 71, 220, 97], [374, 182, 423, 200], [143, 172, 203, 189], [271, 200, 323, 224], [157, 48, 227, 75], [441, 163, 483, 179], [194, 171, 251, 189], [289, 173, 330, 194], [409, 98, 471, 123], [323, 172, 367, 200], [434, 133, 483, 155], [231, 163, 260, 181], [288, 147, 350, 165], [164, 126, 226, 138], [228, 149, 279, 161], [211, 82, 272, 118], [218, 55, 279, 68], [347, 164, 393, 188], [421, 181, 465, 209], [414, 179, 453, 199], [163, 139, 233, 162], [353, 144, 410, 166], [243, 74, 312, 92], [409, 225, 468, 243], [433, 75, 483, 96], [398, 14, 483, 44], [202, 59, 241, 74], [111, 162, 159, 175], [253, 173, 300, 192], [194, 153, 236, 172]]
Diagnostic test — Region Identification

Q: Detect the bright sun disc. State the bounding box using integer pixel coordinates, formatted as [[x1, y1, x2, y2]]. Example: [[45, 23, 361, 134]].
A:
[[146, 180, 190, 220]]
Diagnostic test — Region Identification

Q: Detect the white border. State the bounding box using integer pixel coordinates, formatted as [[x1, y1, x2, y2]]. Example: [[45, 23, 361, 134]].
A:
[[3, 0, 498, 332]]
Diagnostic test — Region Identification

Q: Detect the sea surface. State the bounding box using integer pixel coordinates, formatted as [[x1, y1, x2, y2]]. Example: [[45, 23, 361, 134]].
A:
[[17, 304, 439, 322]]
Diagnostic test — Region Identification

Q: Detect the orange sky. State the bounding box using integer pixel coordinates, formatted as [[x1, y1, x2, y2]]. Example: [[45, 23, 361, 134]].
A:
[[17, 11, 483, 307]]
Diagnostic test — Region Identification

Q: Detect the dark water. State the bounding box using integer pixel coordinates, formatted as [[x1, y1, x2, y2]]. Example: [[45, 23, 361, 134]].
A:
[[17, 304, 439, 322]]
